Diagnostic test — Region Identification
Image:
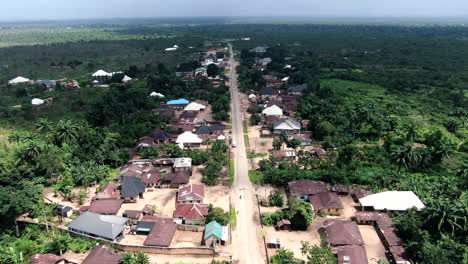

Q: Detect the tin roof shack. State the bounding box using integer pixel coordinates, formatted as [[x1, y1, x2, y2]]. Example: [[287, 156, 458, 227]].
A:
[[273, 118, 301, 135], [151, 128, 173, 145], [30, 254, 67, 264], [94, 182, 120, 200], [322, 220, 364, 246], [82, 245, 122, 264], [173, 157, 192, 173], [174, 203, 209, 225], [332, 245, 368, 264], [68, 212, 128, 242], [271, 150, 297, 162], [88, 199, 123, 215], [309, 192, 344, 216], [288, 180, 331, 201], [120, 176, 146, 203], [143, 218, 177, 247], [204, 220, 229, 247], [165, 171, 190, 187], [276, 219, 292, 231], [177, 184, 205, 204]]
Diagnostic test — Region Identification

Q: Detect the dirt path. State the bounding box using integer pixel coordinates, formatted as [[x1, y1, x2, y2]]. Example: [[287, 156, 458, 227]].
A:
[[228, 43, 264, 264]]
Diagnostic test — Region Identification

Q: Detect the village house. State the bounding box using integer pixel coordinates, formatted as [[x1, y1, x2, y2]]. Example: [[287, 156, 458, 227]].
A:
[[82, 245, 122, 264], [8, 76, 30, 85], [288, 180, 331, 200], [289, 133, 313, 146], [177, 184, 205, 204], [174, 203, 209, 225], [143, 217, 177, 247], [184, 101, 206, 111], [250, 46, 268, 53], [123, 210, 142, 223], [322, 220, 364, 246], [119, 163, 147, 178], [176, 131, 203, 149], [120, 176, 146, 203], [287, 84, 308, 95], [257, 57, 272, 66], [332, 245, 368, 264], [358, 191, 425, 212], [88, 199, 123, 215], [30, 254, 68, 264], [68, 212, 128, 242], [175, 64, 194, 77], [151, 128, 173, 145], [204, 220, 229, 247], [152, 106, 176, 118], [136, 136, 155, 149], [142, 169, 162, 187], [166, 98, 190, 110], [94, 182, 120, 200], [273, 118, 301, 135], [309, 192, 344, 216], [56, 205, 73, 218], [262, 105, 283, 116], [165, 171, 190, 187], [259, 87, 279, 100], [173, 157, 192, 173], [271, 150, 297, 162]]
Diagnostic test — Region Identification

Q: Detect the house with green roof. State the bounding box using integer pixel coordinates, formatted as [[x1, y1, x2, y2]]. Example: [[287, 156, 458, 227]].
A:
[[203, 221, 229, 247]]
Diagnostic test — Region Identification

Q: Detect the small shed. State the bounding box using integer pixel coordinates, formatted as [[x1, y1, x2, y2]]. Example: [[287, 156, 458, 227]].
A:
[[203, 220, 229, 247], [276, 219, 291, 230], [57, 205, 73, 218], [267, 238, 281, 249]]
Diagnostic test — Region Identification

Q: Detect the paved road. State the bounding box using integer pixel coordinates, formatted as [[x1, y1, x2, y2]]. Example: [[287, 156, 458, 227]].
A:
[[228, 43, 264, 264]]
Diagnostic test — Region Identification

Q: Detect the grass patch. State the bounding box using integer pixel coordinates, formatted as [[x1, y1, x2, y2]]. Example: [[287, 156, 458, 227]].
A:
[[230, 208, 237, 229], [244, 134, 250, 151], [242, 120, 248, 134], [249, 170, 263, 184], [247, 152, 268, 159], [229, 159, 235, 186]]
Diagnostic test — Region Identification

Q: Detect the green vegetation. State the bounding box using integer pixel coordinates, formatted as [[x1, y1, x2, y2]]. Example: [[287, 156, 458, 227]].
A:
[[0, 226, 95, 263], [242, 120, 248, 133], [229, 208, 237, 229], [262, 197, 313, 230], [205, 205, 230, 226], [269, 189, 285, 207], [248, 170, 263, 184], [229, 159, 235, 186], [247, 152, 268, 159], [120, 251, 149, 264], [237, 24, 467, 263]]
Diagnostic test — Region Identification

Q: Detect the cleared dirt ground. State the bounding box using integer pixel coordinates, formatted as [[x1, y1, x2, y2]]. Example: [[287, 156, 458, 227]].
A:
[[118, 188, 177, 217], [171, 230, 204, 247], [359, 225, 387, 264]]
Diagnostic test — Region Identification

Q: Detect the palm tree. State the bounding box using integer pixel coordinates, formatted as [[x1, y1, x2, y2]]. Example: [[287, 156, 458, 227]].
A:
[[424, 198, 467, 237], [53, 120, 80, 146], [404, 123, 418, 141], [389, 143, 421, 170], [35, 118, 53, 133]]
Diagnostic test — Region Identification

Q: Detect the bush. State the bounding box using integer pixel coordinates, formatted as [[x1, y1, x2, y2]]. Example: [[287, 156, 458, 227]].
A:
[[269, 189, 284, 207], [262, 210, 285, 226]]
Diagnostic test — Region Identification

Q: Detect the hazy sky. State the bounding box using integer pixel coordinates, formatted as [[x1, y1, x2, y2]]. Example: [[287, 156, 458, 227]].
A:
[[0, 0, 467, 21]]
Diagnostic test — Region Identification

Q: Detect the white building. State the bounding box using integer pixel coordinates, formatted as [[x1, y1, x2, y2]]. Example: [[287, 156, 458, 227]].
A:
[[176, 131, 202, 148], [262, 105, 283, 116], [31, 98, 45, 105], [150, 92, 165, 98], [8, 76, 30, 85], [184, 102, 206, 111], [359, 191, 425, 211]]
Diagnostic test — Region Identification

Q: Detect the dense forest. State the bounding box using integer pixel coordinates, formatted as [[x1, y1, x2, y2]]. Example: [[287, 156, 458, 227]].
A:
[[0, 22, 466, 263]]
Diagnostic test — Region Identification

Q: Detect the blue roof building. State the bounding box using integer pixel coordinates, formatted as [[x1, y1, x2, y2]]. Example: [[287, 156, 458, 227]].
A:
[[167, 98, 190, 105], [204, 221, 229, 247]]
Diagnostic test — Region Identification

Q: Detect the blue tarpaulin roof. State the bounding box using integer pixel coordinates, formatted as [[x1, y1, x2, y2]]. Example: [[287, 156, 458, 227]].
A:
[[167, 98, 189, 105]]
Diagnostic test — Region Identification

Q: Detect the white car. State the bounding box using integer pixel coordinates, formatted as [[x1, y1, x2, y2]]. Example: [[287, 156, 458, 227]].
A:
[[232, 140, 237, 148]]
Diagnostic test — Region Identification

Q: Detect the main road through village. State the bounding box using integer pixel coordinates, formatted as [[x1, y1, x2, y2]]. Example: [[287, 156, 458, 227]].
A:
[[228, 43, 264, 264]]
